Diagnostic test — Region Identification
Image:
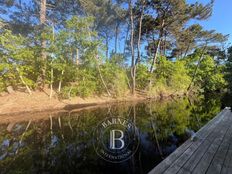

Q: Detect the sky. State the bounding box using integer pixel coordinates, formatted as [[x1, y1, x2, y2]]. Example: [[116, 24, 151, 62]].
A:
[[1, 0, 231, 55], [111, 0, 232, 57], [188, 0, 232, 45]]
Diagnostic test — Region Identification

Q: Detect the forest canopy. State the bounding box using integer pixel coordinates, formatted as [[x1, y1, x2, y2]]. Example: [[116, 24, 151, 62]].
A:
[[0, 0, 231, 98]]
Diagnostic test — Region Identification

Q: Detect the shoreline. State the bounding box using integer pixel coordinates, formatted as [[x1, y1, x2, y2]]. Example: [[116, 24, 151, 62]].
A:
[[0, 90, 185, 123]]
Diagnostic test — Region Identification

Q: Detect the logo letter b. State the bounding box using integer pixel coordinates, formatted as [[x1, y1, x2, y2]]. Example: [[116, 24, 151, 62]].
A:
[[110, 130, 124, 150]]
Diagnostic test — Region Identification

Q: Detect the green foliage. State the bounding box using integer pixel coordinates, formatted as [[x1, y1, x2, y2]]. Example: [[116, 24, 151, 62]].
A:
[[60, 67, 97, 98], [225, 46, 232, 91], [109, 53, 126, 67], [0, 77, 5, 92], [99, 61, 129, 97], [147, 78, 167, 97], [148, 57, 191, 97], [187, 53, 226, 92], [169, 61, 191, 90], [136, 64, 150, 90], [0, 2, 229, 97], [0, 30, 37, 90], [75, 68, 97, 97], [112, 70, 128, 97]]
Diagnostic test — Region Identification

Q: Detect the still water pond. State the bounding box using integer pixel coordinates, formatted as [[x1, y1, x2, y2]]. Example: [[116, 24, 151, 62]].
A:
[[0, 95, 229, 174]]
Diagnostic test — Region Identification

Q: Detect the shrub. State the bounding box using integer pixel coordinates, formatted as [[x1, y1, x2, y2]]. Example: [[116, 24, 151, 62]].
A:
[[150, 56, 191, 96], [112, 70, 128, 97], [0, 77, 5, 93], [136, 64, 150, 90]]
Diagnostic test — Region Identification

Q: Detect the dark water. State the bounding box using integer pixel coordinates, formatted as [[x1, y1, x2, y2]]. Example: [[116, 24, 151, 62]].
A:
[[0, 94, 231, 174]]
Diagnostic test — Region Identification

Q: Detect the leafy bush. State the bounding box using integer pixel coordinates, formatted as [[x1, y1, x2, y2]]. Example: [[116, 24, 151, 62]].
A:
[[99, 61, 129, 96], [187, 54, 226, 92], [60, 66, 98, 98], [136, 64, 150, 90], [167, 61, 191, 91], [0, 77, 5, 92], [148, 78, 167, 97], [76, 80, 97, 97], [112, 70, 128, 97], [150, 57, 191, 96], [0, 30, 37, 90]]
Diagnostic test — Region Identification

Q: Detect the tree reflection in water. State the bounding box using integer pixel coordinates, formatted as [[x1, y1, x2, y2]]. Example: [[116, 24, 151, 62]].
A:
[[0, 95, 225, 174]]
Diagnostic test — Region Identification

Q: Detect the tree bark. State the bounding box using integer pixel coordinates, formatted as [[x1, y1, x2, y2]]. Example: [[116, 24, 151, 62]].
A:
[[39, 0, 47, 87], [105, 34, 109, 59], [149, 35, 162, 73], [187, 44, 207, 91], [76, 48, 79, 65], [123, 24, 130, 56], [95, 55, 111, 96], [149, 20, 164, 73], [16, 67, 32, 95], [136, 0, 145, 65], [129, 0, 136, 95], [183, 42, 191, 58], [58, 70, 64, 92], [49, 67, 53, 99], [115, 22, 120, 54]]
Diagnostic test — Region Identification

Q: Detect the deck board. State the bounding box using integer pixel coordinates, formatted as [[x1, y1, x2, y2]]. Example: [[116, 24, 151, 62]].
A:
[[148, 108, 232, 174]]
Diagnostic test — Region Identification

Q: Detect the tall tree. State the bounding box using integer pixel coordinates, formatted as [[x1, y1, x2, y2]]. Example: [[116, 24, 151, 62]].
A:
[[187, 31, 228, 91], [141, 0, 215, 72], [129, 0, 136, 95], [39, 0, 47, 87]]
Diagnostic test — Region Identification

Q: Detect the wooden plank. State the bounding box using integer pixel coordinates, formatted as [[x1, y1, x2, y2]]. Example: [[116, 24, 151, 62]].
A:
[[148, 109, 230, 174], [177, 111, 232, 174], [163, 110, 231, 174], [149, 109, 227, 174], [148, 113, 220, 174], [192, 136, 227, 173], [220, 113, 232, 174], [191, 111, 231, 174], [177, 127, 224, 173], [205, 115, 232, 174]]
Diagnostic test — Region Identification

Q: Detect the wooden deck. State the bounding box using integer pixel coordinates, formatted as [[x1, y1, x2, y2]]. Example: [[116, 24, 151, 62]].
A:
[[148, 108, 232, 174]]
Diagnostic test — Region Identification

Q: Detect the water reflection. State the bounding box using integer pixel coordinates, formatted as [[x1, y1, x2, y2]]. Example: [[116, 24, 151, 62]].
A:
[[0, 95, 224, 174]]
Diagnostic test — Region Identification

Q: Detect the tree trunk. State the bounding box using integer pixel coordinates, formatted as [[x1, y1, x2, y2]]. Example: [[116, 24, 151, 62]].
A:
[[16, 67, 32, 95], [136, 0, 145, 65], [105, 34, 109, 59], [187, 45, 207, 91], [76, 48, 79, 65], [115, 22, 120, 54], [49, 67, 53, 99], [149, 20, 164, 73], [183, 42, 191, 58], [149, 35, 162, 73], [58, 70, 64, 92], [129, 0, 136, 96], [39, 0, 47, 88], [123, 24, 130, 56], [163, 33, 167, 56], [95, 55, 111, 96]]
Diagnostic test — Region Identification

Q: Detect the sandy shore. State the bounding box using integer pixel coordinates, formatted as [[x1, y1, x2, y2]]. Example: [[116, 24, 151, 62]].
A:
[[0, 91, 149, 116], [0, 89, 185, 124]]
